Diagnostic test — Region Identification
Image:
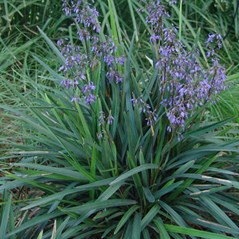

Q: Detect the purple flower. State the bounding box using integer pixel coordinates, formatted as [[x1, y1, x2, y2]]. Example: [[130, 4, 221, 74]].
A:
[[163, 28, 177, 43], [59, 0, 125, 106], [78, 29, 91, 41], [169, 0, 177, 5], [72, 79, 79, 87], [206, 33, 216, 44], [63, 0, 100, 34], [97, 131, 103, 139], [106, 69, 123, 83], [82, 82, 96, 94], [146, 110, 158, 126], [71, 97, 81, 103], [104, 55, 115, 66], [145, 0, 226, 132], [57, 39, 64, 46], [116, 57, 125, 66], [150, 34, 162, 43], [206, 33, 223, 57], [84, 94, 96, 104], [107, 115, 114, 125], [98, 111, 105, 126], [60, 79, 72, 89]]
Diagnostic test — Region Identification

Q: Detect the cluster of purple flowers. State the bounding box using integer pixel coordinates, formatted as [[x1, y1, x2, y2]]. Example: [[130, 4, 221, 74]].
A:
[[62, 0, 100, 33], [131, 96, 158, 127], [58, 0, 124, 105], [98, 111, 114, 126], [144, 0, 226, 132], [58, 0, 226, 137], [97, 111, 114, 139]]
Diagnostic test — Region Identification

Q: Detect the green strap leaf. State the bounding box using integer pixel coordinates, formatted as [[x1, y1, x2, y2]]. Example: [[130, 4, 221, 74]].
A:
[[141, 204, 160, 230], [0, 191, 12, 238], [110, 164, 158, 185], [132, 212, 141, 239], [114, 205, 139, 235], [165, 224, 236, 239], [37, 27, 65, 63], [153, 218, 171, 239], [64, 199, 137, 213]]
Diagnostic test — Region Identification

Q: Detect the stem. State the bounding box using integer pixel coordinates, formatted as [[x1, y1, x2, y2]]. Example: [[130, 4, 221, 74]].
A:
[[179, 0, 183, 41]]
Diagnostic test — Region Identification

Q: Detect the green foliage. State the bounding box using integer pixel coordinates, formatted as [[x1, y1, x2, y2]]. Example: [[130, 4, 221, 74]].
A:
[[0, 0, 62, 36], [1, 0, 239, 239], [169, 0, 239, 73], [2, 70, 239, 238]]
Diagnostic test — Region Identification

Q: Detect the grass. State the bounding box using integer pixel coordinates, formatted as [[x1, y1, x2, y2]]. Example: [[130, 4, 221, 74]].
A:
[[1, 0, 239, 238]]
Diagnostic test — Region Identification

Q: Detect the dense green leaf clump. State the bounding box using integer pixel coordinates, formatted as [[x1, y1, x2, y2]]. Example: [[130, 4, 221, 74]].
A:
[[1, 1, 239, 239]]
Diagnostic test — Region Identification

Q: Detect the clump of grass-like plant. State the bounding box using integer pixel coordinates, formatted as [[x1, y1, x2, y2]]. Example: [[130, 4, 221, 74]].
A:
[[1, 1, 239, 239]]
